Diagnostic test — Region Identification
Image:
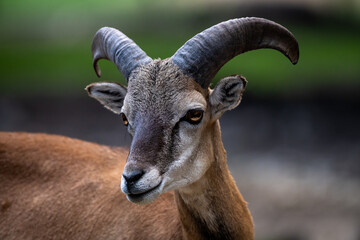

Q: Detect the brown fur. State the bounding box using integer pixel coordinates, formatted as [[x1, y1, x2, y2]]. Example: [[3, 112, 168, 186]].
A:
[[0, 132, 181, 240], [0, 128, 253, 239]]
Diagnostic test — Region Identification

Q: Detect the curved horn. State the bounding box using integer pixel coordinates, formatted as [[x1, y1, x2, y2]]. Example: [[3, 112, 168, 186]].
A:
[[92, 27, 152, 81], [171, 17, 299, 88]]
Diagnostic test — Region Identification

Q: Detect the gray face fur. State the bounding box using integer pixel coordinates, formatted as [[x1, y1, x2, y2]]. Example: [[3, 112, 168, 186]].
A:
[[86, 59, 247, 204]]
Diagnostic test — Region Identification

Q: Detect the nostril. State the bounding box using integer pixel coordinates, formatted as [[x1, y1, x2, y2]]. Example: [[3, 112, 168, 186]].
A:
[[123, 169, 144, 184]]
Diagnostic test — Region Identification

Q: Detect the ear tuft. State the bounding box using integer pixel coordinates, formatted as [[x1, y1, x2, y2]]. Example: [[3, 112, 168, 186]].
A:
[[86, 82, 127, 114], [210, 75, 247, 119]]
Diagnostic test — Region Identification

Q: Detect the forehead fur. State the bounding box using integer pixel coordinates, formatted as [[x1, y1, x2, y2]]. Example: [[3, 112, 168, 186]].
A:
[[125, 59, 207, 120]]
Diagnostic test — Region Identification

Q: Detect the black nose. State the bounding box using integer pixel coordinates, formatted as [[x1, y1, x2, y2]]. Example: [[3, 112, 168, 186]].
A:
[[123, 169, 144, 185]]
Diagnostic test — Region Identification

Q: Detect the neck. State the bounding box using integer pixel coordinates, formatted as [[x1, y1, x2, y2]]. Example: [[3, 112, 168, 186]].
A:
[[174, 121, 254, 240]]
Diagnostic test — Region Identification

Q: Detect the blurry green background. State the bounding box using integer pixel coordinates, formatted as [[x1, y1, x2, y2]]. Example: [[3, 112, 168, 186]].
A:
[[1, 0, 359, 97], [1, 1, 360, 240]]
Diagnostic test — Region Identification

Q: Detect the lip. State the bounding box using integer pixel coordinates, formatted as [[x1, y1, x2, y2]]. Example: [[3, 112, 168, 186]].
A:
[[126, 182, 162, 203]]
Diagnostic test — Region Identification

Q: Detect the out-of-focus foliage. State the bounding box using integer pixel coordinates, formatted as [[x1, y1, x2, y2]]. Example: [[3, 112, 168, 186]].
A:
[[0, 0, 359, 97]]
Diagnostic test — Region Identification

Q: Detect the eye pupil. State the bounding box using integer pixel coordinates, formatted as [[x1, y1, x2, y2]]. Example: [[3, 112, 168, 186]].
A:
[[185, 109, 203, 124], [121, 113, 129, 126], [189, 112, 200, 120]]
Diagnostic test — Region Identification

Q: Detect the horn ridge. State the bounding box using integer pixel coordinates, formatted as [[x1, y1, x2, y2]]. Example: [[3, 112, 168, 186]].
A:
[[92, 27, 152, 81], [171, 17, 299, 88]]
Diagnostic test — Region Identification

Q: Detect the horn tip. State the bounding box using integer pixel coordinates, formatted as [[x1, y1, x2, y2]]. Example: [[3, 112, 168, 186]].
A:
[[288, 41, 299, 65], [291, 55, 299, 65], [290, 49, 299, 65], [93, 60, 102, 78]]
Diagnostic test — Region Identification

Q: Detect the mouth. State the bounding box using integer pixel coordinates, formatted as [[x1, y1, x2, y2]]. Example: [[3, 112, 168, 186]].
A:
[[126, 182, 162, 204]]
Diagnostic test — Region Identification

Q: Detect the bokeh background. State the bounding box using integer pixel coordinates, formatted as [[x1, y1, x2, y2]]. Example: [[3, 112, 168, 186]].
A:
[[1, 0, 359, 239]]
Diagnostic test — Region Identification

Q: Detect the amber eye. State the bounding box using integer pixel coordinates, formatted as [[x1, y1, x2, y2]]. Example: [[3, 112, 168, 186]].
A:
[[183, 109, 204, 124], [120, 113, 129, 126]]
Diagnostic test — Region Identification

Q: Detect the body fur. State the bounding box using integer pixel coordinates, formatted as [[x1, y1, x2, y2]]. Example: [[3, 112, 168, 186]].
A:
[[0, 131, 252, 239]]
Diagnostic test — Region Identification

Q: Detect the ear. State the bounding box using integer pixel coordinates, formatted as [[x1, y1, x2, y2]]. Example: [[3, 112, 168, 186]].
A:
[[85, 82, 127, 114], [209, 75, 247, 119]]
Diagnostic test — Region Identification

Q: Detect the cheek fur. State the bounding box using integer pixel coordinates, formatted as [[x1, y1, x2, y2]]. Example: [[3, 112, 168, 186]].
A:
[[161, 126, 211, 192]]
